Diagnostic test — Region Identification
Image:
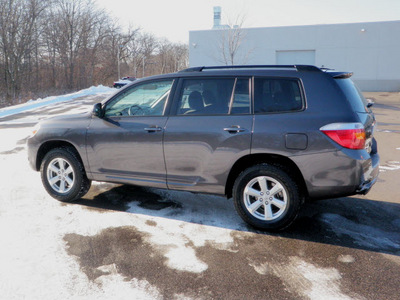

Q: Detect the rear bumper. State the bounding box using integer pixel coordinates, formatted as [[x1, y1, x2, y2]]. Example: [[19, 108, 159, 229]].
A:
[[356, 151, 379, 195], [292, 149, 380, 200], [356, 177, 377, 195]]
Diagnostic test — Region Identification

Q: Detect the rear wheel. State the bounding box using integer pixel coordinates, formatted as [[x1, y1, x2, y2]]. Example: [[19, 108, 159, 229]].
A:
[[233, 164, 302, 231], [40, 147, 91, 202]]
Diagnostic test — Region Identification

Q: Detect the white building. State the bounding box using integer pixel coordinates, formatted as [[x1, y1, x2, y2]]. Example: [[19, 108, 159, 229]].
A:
[[189, 20, 400, 91]]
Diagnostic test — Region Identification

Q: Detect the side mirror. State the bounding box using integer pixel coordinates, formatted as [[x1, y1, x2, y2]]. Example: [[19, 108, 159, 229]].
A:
[[366, 98, 374, 108], [92, 103, 104, 118]]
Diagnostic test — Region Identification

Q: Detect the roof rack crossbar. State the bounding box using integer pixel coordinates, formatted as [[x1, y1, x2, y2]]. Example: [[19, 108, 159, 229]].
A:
[[179, 65, 321, 73]]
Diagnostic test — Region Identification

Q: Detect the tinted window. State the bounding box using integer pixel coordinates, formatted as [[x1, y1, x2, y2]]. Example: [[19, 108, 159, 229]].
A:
[[105, 80, 173, 117], [230, 79, 250, 114], [335, 78, 368, 113], [177, 78, 250, 115], [254, 78, 303, 113]]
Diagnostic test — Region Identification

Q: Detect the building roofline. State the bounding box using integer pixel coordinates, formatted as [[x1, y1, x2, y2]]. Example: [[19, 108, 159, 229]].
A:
[[189, 19, 400, 34]]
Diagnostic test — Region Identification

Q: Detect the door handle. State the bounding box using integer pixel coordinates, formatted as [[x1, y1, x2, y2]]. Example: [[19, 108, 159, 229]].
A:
[[223, 125, 246, 133], [144, 126, 162, 132]]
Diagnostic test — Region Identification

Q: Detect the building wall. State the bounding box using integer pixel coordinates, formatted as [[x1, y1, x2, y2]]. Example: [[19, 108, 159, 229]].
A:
[[189, 21, 400, 91]]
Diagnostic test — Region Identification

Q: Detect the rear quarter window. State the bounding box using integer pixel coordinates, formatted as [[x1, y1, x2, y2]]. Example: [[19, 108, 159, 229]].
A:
[[335, 78, 368, 113], [254, 78, 304, 113]]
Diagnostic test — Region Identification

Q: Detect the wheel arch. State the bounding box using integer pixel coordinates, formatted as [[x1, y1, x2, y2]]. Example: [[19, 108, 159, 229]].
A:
[[225, 153, 308, 199], [35, 140, 85, 172]]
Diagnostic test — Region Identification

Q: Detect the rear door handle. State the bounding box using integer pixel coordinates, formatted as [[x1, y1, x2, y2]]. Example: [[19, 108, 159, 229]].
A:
[[144, 126, 162, 132], [224, 125, 246, 133]]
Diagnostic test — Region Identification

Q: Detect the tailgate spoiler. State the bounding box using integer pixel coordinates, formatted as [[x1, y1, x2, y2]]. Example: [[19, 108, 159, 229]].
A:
[[327, 71, 353, 79]]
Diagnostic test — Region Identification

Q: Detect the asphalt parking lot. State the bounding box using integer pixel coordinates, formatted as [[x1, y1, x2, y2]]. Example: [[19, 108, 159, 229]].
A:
[[0, 91, 399, 299]]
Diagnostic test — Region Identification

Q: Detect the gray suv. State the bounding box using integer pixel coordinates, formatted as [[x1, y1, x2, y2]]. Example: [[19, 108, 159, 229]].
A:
[[27, 65, 379, 231]]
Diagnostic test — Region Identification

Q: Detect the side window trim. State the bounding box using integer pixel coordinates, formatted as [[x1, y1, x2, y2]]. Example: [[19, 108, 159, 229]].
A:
[[227, 78, 238, 115], [162, 78, 178, 117], [230, 77, 251, 115], [169, 77, 186, 116]]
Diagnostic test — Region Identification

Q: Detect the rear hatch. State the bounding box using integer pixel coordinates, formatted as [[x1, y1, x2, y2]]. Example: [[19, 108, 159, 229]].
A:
[[331, 72, 376, 154]]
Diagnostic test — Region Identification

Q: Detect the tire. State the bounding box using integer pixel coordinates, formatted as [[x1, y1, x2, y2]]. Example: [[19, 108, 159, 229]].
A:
[[40, 147, 91, 202], [233, 164, 302, 231]]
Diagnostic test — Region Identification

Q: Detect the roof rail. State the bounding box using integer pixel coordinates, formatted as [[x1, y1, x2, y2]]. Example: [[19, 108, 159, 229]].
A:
[[179, 65, 321, 73]]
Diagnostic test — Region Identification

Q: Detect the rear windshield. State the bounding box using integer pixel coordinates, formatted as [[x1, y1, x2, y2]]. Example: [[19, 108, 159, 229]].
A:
[[335, 78, 368, 113]]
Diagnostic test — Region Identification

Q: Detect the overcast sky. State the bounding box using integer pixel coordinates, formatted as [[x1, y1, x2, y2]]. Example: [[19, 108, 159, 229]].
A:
[[96, 0, 400, 44]]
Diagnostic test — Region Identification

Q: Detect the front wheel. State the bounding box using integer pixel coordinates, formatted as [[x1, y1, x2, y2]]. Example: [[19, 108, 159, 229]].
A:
[[233, 164, 302, 231], [40, 147, 91, 202]]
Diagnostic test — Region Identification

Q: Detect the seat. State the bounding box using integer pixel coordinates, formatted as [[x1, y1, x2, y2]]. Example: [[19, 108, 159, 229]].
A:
[[202, 89, 229, 114], [184, 91, 204, 114]]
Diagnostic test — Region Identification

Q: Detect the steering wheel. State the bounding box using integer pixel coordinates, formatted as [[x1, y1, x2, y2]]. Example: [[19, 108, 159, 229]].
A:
[[128, 105, 143, 116]]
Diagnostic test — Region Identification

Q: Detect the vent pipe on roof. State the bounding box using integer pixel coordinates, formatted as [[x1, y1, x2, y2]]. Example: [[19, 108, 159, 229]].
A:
[[213, 6, 221, 28]]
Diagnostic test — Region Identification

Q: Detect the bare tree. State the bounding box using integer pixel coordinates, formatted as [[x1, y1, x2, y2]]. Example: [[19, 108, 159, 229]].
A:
[[50, 0, 100, 90], [118, 27, 140, 78], [139, 33, 158, 77], [0, 0, 45, 103], [216, 13, 252, 65], [155, 40, 188, 73], [124, 30, 141, 77], [157, 38, 172, 74], [172, 43, 189, 71], [0, 0, 188, 106]]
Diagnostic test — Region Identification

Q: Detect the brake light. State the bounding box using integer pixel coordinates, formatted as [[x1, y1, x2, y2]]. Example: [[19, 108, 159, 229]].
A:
[[320, 123, 366, 150]]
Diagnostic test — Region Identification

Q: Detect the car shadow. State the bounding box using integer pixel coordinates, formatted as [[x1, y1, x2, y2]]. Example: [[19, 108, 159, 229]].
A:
[[74, 183, 182, 212], [72, 183, 400, 256]]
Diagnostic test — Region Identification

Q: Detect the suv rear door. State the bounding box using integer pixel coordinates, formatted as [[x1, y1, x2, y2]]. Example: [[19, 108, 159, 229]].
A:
[[163, 77, 253, 194], [252, 77, 307, 154]]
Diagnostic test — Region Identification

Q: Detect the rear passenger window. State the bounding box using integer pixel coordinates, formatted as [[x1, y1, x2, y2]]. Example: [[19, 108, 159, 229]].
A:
[[177, 78, 250, 115], [230, 79, 250, 114], [254, 78, 303, 113]]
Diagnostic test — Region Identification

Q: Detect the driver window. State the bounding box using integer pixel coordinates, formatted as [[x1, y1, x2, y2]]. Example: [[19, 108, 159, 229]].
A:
[[104, 80, 173, 117]]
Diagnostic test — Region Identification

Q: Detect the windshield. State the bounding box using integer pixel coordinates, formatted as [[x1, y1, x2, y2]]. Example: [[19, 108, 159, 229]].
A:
[[104, 80, 173, 117], [335, 78, 368, 113]]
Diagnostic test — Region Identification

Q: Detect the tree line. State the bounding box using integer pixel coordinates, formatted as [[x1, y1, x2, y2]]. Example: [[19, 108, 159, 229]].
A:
[[0, 0, 188, 106]]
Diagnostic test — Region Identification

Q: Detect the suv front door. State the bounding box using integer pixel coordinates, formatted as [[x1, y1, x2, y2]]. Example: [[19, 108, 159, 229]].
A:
[[163, 77, 253, 194], [86, 79, 174, 188]]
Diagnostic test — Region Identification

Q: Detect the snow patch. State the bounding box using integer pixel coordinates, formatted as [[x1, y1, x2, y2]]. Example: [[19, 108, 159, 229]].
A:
[[0, 127, 32, 153], [379, 161, 400, 172], [296, 259, 352, 300], [377, 129, 396, 133], [337, 255, 355, 264], [127, 200, 239, 273], [250, 257, 357, 300], [164, 245, 208, 273], [95, 275, 163, 300], [248, 261, 269, 275]]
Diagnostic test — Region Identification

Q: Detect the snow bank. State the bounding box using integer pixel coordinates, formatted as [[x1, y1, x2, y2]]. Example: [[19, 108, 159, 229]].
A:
[[0, 85, 114, 119]]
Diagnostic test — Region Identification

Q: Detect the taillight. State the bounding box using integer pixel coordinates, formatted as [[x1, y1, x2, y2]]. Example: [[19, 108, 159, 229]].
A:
[[320, 123, 366, 150]]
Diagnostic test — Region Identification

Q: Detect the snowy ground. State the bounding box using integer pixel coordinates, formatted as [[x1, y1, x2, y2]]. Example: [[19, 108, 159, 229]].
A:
[[0, 89, 399, 299]]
